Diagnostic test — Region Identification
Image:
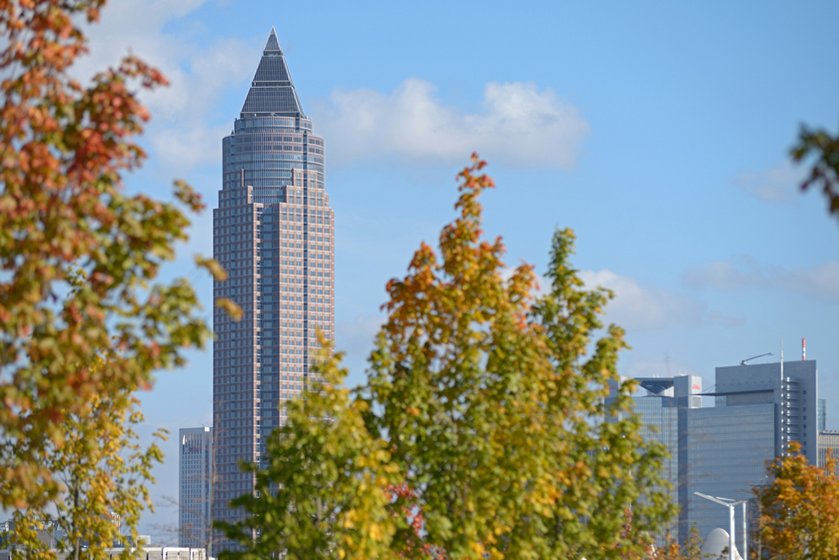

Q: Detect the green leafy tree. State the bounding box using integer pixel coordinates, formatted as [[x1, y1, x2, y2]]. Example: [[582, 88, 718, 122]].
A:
[[218, 342, 399, 560], [535, 229, 675, 558], [754, 441, 839, 559], [9, 358, 164, 559], [366, 156, 671, 558], [0, 0, 228, 508], [223, 155, 672, 558], [792, 125, 839, 220]]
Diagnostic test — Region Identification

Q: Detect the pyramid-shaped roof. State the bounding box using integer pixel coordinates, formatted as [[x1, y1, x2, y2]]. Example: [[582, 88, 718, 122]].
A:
[[240, 28, 303, 117]]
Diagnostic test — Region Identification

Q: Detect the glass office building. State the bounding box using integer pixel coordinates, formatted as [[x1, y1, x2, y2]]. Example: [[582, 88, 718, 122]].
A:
[[686, 360, 818, 543], [179, 427, 213, 549], [685, 403, 775, 542], [610, 375, 702, 542], [619, 361, 823, 545], [211, 29, 334, 551]]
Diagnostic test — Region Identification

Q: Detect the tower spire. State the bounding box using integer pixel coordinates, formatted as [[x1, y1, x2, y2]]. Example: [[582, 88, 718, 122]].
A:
[[240, 27, 303, 117], [264, 26, 281, 53]]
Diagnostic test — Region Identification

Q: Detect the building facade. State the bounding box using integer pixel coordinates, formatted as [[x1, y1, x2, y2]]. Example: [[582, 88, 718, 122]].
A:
[[685, 360, 818, 542], [618, 360, 825, 544], [211, 28, 334, 550], [609, 374, 702, 542], [819, 429, 839, 476], [179, 427, 212, 549]]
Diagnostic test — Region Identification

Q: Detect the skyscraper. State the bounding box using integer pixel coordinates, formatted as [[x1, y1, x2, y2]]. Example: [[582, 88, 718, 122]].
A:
[[211, 28, 334, 549], [179, 426, 212, 549], [616, 360, 824, 545]]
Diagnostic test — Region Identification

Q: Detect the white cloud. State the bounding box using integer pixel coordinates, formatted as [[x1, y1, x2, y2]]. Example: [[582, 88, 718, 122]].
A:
[[684, 257, 839, 302], [315, 79, 589, 168], [733, 161, 802, 203], [682, 257, 762, 291], [75, 1, 253, 171], [580, 269, 697, 330], [785, 261, 839, 300], [149, 122, 231, 171], [579, 269, 741, 330]]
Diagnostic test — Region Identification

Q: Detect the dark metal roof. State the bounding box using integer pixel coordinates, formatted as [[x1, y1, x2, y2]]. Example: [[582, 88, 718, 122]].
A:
[[264, 27, 281, 53], [636, 377, 675, 395], [240, 28, 303, 117]]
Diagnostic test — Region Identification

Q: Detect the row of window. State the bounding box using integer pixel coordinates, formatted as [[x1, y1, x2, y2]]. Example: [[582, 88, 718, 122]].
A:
[[232, 115, 313, 130]]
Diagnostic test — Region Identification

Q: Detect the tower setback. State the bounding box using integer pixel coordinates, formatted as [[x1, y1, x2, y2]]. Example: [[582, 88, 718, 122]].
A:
[[211, 28, 334, 552]]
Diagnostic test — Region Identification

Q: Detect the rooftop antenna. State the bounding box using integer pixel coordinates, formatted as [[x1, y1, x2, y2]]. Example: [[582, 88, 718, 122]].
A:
[[740, 352, 772, 366], [802, 337, 807, 361]]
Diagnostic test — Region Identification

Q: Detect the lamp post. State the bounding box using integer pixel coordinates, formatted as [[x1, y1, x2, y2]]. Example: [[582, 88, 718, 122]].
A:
[[693, 492, 747, 560], [714, 496, 748, 560], [740, 500, 748, 560]]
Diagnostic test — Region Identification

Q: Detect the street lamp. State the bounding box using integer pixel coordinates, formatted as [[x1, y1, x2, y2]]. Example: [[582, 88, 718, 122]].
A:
[[714, 497, 748, 560], [693, 492, 747, 560]]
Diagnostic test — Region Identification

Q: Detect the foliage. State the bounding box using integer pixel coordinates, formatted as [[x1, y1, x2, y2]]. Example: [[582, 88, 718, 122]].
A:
[[791, 125, 839, 220], [218, 342, 399, 560], [754, 441, 839, 560], [0, 0, 227, 512], [365, 155, 672, 558], [8, 357, 164, 559], [223, 155, 673, 558], [651, 527, 705, 560]]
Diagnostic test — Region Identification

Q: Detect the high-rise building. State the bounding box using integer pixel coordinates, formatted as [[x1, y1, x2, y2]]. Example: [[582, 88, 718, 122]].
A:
[[618, 360, 826, 545], [179, 427, 213, 549], [211, 28, 334, 550], [685, 359, 817, 542], [608, 374, 703, 542]]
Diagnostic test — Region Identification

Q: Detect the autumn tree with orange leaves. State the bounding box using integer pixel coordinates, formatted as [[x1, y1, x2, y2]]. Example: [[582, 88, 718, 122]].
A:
[[755, 442, 839, 560], [221, 155, 673, 559], [0, 0, 232, 554]]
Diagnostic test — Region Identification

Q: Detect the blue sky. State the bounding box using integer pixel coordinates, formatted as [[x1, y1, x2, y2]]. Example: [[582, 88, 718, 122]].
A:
[[80, 0, 838, 540]]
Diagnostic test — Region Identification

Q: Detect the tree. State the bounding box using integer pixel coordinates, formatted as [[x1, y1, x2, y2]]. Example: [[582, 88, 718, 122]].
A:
[[366, 156, 672, 559], [0, 0, 235, 552], [9, 357, 165, 559], [791, 125, 839, 220], [754, 441, 839, 560], [0, 0, 225, 506], [218, 342, 399, 560], [651, 527, 705, 560], [222, 155, 673, 558]]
